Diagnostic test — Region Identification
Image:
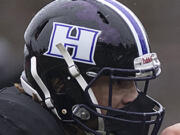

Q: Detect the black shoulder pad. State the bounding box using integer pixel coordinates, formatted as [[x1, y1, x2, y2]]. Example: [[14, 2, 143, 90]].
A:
[[0, 86, 66, 135]]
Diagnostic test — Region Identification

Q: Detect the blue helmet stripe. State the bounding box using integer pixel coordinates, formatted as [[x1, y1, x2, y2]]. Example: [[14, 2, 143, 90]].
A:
[[102, 0, 150, 55]]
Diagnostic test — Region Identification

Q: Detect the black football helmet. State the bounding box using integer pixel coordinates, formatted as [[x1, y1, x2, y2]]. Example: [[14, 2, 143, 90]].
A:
[[20, 0, 165, 135]]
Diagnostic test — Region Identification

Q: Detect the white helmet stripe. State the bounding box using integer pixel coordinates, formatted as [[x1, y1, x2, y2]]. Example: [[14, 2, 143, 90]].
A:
[[97, 0, 150, 55]]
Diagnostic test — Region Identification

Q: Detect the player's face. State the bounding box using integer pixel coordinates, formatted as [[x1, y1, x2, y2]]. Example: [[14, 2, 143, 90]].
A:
[[50, 75, 138, 111], [91, 76, 138, 114]]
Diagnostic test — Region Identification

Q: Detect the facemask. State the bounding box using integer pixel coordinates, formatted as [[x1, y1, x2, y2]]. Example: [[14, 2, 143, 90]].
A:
[[104, 92, 155, 135]]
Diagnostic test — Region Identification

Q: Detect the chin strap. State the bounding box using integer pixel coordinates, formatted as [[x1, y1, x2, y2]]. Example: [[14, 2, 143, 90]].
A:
[[56, 43, 98, 105], [56, 43, 104, 131], [20, 57, 61, 120], [20, 73, 42, 101]]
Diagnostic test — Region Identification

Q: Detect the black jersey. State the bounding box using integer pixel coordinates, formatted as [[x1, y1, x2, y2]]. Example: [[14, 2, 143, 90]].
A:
[[0, 86, 66, 135]]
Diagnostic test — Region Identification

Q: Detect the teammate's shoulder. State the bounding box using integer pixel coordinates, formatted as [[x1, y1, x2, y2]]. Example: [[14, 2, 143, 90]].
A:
[[0, 86, 66, 135], [0, 85, 36, 104], [0, 86, 40, 110]]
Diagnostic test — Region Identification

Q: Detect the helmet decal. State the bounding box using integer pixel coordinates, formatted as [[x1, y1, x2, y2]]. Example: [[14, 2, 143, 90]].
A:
[[97, 0, 150, 55], [44, 22, 101, 65]]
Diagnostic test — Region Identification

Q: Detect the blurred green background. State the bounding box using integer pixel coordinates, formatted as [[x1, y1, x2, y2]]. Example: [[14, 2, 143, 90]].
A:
[[0, 0, 180, 133]]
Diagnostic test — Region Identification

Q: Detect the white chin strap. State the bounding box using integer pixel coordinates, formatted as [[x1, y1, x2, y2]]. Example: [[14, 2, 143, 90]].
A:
[[56, 43, 104, 131], [20, 57, 61, 120]]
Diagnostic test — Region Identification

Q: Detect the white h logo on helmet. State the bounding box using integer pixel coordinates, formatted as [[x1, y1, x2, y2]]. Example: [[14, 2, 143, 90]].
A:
[[44, 22, 101, 65]]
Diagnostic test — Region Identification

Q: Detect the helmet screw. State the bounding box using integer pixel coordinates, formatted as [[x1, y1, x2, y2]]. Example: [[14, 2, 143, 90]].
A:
[[62, 109, 67, 115], [67, 76, 71, 80], [81, 111, 88, 120]]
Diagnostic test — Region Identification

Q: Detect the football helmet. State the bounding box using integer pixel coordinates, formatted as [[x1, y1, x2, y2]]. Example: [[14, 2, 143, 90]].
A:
[[20, 0, 165, 135]]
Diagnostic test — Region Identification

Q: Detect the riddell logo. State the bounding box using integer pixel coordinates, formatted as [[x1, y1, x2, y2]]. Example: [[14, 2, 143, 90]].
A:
[[142, 57, 152, 64]]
